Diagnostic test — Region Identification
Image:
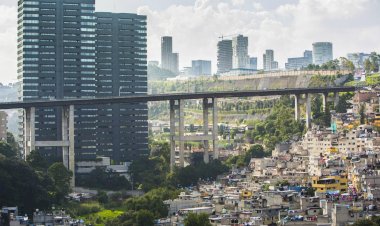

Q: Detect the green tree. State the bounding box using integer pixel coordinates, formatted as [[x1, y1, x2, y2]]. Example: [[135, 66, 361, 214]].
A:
[[97, 191, 109, 204], [7, 132, 18, 157], [184, 213, 212, 226], [352, 219, 377, 226], [359, 104, 366, 124], [136, 209, 155, 226], [0, 142, 16, 158], [0, 158, 52, 214], [26, 150, 49, 171], [76, 167, 131, 191], [48, 163, 72, 202], [364, 58, 373, 72]]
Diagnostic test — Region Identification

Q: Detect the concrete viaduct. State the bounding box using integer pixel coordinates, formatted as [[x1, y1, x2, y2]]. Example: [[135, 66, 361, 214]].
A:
[[0, 86, 356, 185]]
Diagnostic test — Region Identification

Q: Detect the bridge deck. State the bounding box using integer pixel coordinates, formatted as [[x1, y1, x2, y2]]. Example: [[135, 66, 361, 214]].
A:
[[0, 86, 356, 110]]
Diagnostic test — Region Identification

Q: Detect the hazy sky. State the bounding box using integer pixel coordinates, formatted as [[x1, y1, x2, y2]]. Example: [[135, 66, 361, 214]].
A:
[[0, 0, 379, 83]]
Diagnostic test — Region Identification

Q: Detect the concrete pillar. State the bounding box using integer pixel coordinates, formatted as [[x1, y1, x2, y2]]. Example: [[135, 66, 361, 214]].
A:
[[178, 99, 185, 167], [212, 98, 219, 160], [169, 100, 176, 171], [62, 107, 69, 169], [68, 105, 75, 187], [306, 94, 312, 129], [24, 108, 31, 160], [334, 92, 340, 108], [24, 107, 36, 160], [203, 98, 209, 164], [30, 107, 36, 154], [322, 93, 328, 113], [294, 94, 301, 121]]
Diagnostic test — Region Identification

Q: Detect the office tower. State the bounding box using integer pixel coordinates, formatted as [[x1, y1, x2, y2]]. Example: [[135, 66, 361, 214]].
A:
[[232, 35, 250, 69], [313, 42, 333, 65], [161, 36, 179, 74], [347, 53, 371, 69], [263, 50, 278, 71], [285, 50, 313, 70], [249, 57, 258, 70], [0, 111, 7, 141], [191, 60, 212, 76], [172, 53, 179, 74], [95, 13, 148, 162], [217, 39, 233, 74], [18, 0, 97, 160]]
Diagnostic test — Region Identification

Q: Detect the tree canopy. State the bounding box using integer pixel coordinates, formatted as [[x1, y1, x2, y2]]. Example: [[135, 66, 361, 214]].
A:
[[184, 213, 212, 226]]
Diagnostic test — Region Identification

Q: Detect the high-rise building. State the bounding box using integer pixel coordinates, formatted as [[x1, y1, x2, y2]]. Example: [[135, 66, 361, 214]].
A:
[[217, 39, 233, 74], [347, 53, 371, 69], [285, 50, 313, 70], [161, 36, 179, 74], [249, 57, 258, 70], [18, 0, 97, 161], [232, 35, 250, 69], [263, 50, 278, 71], [191, 60, 212, 76], [0, 111, 7, 142], [95, 13, 148, 163], [312, 42, 333, 65], [18, 0, 148, 164]]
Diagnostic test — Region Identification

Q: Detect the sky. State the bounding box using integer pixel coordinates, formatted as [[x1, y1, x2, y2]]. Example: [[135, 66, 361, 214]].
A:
[[0, 0, 380, 83]]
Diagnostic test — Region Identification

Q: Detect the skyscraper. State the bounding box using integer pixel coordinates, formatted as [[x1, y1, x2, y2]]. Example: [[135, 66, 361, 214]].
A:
[[161, 36, 179, 74], [285, 50, 313, 70], [217, 39, 233, 74], [313, 42, 333, 65], [249, 57, 258, 70], [263, 50, 278, 71], [95, 13, 148, 163], [232, 35, 250, 69], [18, 0, 148, 164], [18, 0, 97, 161], [191, 60, 212, 76]]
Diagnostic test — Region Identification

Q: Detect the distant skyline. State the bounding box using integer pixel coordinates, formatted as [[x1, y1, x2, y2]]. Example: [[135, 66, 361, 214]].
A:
[[1, 0, 380, 82]]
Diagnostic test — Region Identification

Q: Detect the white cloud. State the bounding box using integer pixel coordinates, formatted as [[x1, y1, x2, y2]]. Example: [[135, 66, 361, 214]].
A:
[[0, 5, 17, 83], [231, 0, 245, 6], [139, 0, 380, 72], [1, 0, 380, 82]]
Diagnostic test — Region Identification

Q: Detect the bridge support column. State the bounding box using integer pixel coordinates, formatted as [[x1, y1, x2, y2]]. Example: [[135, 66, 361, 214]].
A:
[[24, 105, 75, 187], [170, 100, 176, 171], [63, 105, 75, 187], [322, 93, 328, 113], [203, 98, 209, 164], [306, 93, 312, 129], [212, 98, 218, 160], [294, 94, 301, 121], [178, 100, 185, 168], [24, 107, 35, 160], [334, 92, 340, 108]]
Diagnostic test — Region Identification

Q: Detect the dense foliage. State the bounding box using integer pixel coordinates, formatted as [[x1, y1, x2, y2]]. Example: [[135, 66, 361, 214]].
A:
[[0, 156, 52, 214], [170, 160, 229, 187], [0, 141, 17, 159], [76, 167, 131, 191], [184, 213, 212, 226], [103, 188, 179, 226], [225, 144, 268, 168], [244, 96, 305, 151], [352, 217, 380, 226], [0, 149, 72, 215]]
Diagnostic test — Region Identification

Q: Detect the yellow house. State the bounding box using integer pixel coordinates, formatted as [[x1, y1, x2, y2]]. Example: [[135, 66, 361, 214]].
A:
[[374, 113, 380, 128], [312, 175, 348, 193], [240, 190, 252, 200], [327, 147, 339, 154]]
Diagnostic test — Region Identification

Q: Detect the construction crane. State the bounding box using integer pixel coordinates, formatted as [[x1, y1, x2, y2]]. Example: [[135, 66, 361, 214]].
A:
[[218, 34, 237, 40]]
